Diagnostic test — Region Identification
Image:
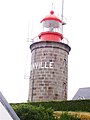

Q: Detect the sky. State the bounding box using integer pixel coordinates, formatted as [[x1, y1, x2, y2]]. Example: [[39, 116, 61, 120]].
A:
[[0, 0, 90, 103]]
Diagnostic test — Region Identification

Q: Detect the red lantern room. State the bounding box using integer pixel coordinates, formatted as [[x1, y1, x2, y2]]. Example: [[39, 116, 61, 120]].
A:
[[38, 10, 63, 42]]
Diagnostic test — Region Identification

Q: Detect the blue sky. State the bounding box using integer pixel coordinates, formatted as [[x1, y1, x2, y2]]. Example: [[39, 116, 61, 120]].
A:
[[0, 0, 90, 103]]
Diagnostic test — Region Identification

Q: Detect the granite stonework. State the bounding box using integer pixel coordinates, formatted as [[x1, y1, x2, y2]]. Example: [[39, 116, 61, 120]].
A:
[[28, 41, 71, 102]]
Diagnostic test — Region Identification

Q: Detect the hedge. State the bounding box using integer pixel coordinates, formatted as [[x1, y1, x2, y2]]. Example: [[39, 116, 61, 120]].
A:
[[11, 100, 90, 112], [28, 100, 90, 112]]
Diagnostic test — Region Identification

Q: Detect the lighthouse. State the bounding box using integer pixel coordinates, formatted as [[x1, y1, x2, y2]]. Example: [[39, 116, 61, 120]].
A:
[[28, 10, 71, 102]]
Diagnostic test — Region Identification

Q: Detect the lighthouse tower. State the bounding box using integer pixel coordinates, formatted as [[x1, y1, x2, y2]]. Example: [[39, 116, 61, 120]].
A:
[[28, 10, 71, 102]]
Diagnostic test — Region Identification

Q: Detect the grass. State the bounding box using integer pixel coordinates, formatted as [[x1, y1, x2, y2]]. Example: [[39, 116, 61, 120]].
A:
[[54, 111, 90, 118]]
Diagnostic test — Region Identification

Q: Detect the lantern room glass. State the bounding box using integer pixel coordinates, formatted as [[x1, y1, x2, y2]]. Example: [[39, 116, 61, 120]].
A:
[[42, 20, 62, 33]]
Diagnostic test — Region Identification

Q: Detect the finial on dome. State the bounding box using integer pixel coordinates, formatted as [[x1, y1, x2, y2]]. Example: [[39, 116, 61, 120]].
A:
[[50, 10, 54, 15]]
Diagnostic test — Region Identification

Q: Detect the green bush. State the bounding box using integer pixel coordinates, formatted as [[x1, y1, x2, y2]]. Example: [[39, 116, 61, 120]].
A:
[[12, 104, 55, 120]]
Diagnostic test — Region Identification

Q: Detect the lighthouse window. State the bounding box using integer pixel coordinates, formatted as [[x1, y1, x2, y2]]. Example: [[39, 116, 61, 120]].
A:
[[64, 59, 67, 67], [63, 82, 66, 89], [64, 59, 66, 61]]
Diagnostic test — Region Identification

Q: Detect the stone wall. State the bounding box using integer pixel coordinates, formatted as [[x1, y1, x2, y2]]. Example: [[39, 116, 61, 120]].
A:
[[28, 41, 71, 102]]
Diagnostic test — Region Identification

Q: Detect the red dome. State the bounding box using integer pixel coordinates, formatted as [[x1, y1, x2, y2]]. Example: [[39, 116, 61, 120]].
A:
[[41, 10, 62, 23]]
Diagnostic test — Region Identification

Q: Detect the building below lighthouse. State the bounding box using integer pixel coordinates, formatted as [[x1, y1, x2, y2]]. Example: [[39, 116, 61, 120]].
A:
[[28, 10, 71, 102]]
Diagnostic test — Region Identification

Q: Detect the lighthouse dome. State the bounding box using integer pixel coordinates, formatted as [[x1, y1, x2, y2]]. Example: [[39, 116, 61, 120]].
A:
[[41, 10, 62, 23]]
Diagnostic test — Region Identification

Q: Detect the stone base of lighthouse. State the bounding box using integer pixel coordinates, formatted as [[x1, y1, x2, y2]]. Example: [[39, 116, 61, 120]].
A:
[[28, 41, 71, 102]]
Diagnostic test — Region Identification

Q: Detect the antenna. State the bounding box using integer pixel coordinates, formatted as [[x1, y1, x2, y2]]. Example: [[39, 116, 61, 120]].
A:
[[24, 23, 32, 80], [27, 21, 33, 43], [27, 23, 30, 42], [24, 42, 30, 80], [61, 0, 64, 34], [24, 20, 39, 80], [31, 20, 34, 42], [52, 2, 54, 10]]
